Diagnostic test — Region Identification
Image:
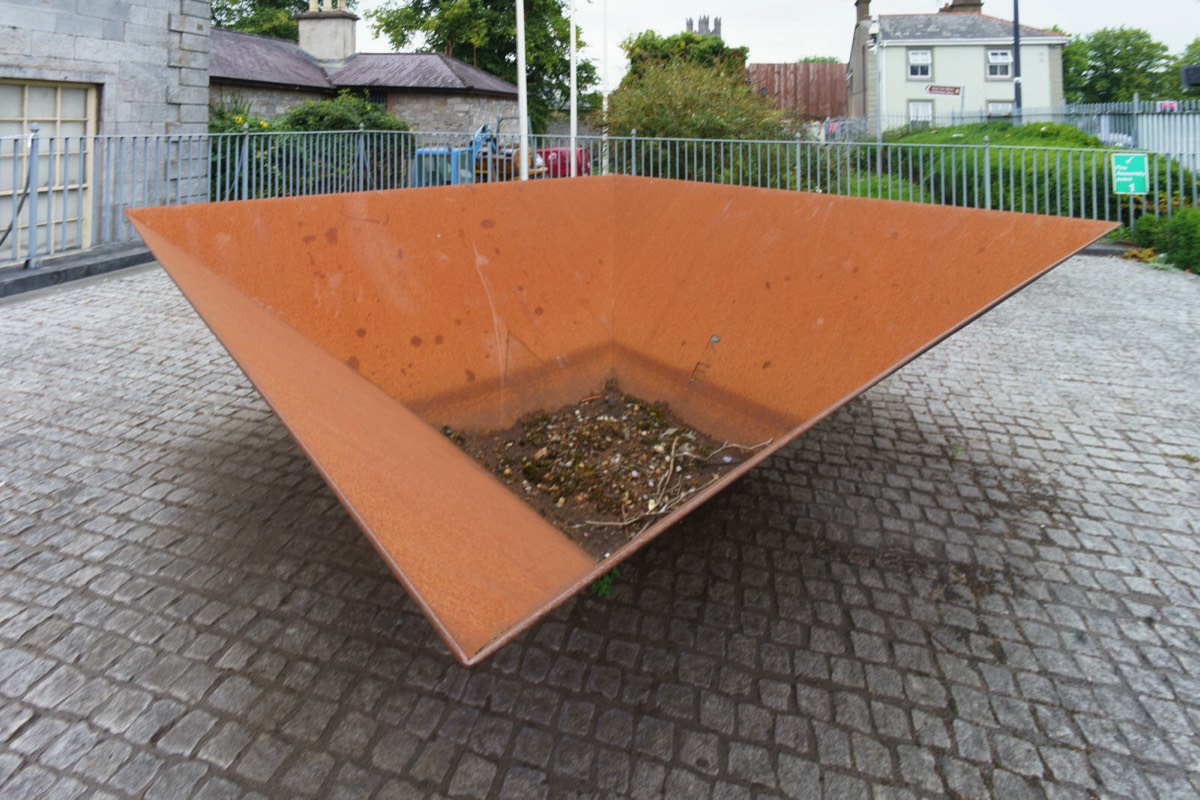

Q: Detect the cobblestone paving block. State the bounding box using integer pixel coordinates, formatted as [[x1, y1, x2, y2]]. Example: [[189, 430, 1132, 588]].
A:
[[0, 257, 1198, 797]]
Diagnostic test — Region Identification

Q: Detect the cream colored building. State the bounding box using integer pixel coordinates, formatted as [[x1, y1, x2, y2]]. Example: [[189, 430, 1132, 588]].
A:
[[848, 0, 1068, 130]]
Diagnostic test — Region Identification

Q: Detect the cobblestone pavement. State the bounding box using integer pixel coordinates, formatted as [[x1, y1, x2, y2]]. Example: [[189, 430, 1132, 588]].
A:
[[0, 255, 1198, 800]]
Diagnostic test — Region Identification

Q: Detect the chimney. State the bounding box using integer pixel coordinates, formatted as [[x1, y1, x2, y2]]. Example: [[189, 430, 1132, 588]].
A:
[[939, 0, 983, 13], [297, 0, 359, 68], [856, 0, 871, 23]]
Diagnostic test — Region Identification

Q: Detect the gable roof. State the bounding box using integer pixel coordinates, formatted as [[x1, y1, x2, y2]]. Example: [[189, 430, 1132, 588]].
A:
[[210, 28, 333, 91], [330, 53, 518, 97], [210, 29, 519, 98], [880, 14, 1069, 43]]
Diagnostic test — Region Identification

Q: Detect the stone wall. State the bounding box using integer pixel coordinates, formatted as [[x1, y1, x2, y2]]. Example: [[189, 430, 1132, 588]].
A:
[[0, 0, 210, 135], [389, 93, 518, 133], [210, 83, 332, 120]]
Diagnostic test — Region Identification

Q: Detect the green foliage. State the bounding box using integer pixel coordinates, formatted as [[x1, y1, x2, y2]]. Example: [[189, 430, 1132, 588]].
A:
[[1063, 27, 1173, 103], [208, 95, 273, 133], [207, 93, 411, 201], [368, 0, 598, 132], [1163, 207, 1200, 273], [1176, 37, 1200, 97], [606, 60, 791, 141], [621, 30, 749, 80], [275, 91, 409, 131], [212, 0, 358, 40], [880, 122, 1197, 221], [1130, 213, 1167, 250], [886, 121, 1102, 148], [590, 568, 620, 598], [843, 172, 932, 203], [798, 55, 841, 64]]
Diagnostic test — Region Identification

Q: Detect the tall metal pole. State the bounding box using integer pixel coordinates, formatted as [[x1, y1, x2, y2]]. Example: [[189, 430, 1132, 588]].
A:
[[569, 0, 577, 177], [871, 23, 883, 181], [600, 0, 609, 176], [1012, 0, 1023, 124], [516, 0, 530, 181]]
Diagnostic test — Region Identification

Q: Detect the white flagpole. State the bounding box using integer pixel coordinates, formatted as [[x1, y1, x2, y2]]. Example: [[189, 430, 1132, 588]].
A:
[[569, 0, 578, 177], [516, 0, 530, 181]]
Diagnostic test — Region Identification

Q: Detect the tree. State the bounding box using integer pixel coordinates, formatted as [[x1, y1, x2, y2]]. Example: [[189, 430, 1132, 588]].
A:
[[604, 58, 795, 186], [798, 56, 841, 64], [605, 59, 790, 141], [1062, 27, 1173, 103], [212, 1, 358, 41], [621, 30, 749, 80], [368, 0, 598, 132], [1175, 36, 1200, 96]]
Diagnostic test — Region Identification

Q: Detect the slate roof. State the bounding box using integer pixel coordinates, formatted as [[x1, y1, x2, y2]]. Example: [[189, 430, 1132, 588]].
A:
[[330, 53, 518, 97], [880, 14, 1069, 43], [210, 29, 333, 90], [210, 29, 518, 98]]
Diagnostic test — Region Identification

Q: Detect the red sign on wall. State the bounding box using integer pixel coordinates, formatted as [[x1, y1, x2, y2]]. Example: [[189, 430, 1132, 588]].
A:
[[925, 85, 962, 96]]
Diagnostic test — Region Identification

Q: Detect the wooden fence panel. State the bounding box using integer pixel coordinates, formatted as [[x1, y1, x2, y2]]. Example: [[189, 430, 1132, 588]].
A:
[[749, 62, 848, 120]]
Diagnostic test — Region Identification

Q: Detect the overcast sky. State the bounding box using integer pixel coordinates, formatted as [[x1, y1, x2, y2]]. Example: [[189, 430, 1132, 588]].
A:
[[354, 0, 1199, 91]]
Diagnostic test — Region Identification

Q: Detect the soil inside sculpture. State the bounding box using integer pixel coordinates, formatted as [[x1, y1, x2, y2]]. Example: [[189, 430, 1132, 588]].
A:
[[443, 381, 762, 560]]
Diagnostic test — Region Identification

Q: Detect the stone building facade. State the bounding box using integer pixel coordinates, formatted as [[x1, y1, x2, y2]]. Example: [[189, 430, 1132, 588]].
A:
[[1, 0, 210, 263], [211, 10, 519, 133], [387, 94, 517, 133], [0, 0, 211, 136]]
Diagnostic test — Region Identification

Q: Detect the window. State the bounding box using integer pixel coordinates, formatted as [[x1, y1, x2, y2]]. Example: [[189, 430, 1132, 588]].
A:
[[368, 89, 388, 108], [987, 49, 1013, 79], [0, 80, 98, 263], [908, 49, 932, 80], [908, 100, 934, 123], [986, 101, 1014, 117]]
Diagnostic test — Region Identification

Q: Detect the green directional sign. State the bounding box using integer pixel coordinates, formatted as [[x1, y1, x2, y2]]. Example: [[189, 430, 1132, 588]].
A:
[[1111, 153, 1149, 195]]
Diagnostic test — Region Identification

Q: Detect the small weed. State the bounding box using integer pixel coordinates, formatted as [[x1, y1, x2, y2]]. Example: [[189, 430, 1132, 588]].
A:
[[1149, 255, 1183, 272], [1121, 246, 1158, 263], [1167, 453, 1198, 465], [947, 443, 965, 460], [590, 568, 620, 598]]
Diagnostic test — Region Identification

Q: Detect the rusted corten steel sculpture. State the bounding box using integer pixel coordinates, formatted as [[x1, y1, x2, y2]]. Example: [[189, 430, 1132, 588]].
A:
[[127, 176, 1113, 665]]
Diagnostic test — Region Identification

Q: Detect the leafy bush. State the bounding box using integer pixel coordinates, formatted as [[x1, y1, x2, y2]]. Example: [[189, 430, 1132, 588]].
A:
[[881, 122, 1198, 221], [606, 60, 792, 141], [605, 59, 797, 184], [208, 95, 271, 133], [1130, 213, 1167, 250], [1163, 207, 1200, 273], [275, 91, 409, 132], [207, 92, 411, 201]]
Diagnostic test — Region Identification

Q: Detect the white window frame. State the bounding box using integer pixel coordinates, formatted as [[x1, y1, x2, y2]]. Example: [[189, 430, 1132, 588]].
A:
[[0, 80, 98, 261], [986, 101, 1015, 117], [987, 49, 1013, 80], [908, 49, 932, 81], [908, 100, 934, 123]]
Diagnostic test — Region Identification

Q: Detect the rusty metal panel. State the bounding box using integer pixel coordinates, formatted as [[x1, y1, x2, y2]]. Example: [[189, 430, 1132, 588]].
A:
[[128, 176, 1112, 664]]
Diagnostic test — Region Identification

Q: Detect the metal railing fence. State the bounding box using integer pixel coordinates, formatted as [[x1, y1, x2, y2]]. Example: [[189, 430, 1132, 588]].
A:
[[830, 104, 1200, 171], [3, 126, 1197, 271]]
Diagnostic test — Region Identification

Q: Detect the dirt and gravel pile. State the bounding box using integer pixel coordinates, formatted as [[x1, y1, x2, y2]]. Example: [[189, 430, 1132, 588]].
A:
[[443, 381, 765, 559]]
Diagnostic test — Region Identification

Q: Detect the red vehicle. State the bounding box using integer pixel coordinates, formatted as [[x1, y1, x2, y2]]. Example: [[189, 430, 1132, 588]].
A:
[[537, 146, 591, 178]]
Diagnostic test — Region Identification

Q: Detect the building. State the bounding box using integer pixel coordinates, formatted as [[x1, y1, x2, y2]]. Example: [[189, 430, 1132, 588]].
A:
[[847, 0, 1068, 130], [1, 0, 211, 262], [0, 0, 210, 138], [210, 6, 519, 132]]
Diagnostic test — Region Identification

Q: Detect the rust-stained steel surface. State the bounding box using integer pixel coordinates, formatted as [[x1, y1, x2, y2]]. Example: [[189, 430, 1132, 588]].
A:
[[126, 176, 1114, 665]]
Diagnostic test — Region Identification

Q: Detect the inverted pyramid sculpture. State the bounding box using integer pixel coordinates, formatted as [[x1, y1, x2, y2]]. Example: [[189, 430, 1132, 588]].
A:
[[128, 175, 1113, 664]]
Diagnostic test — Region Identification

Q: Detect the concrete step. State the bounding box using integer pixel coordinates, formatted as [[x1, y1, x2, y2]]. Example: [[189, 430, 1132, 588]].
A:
[[0, 243, 155, 299]]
